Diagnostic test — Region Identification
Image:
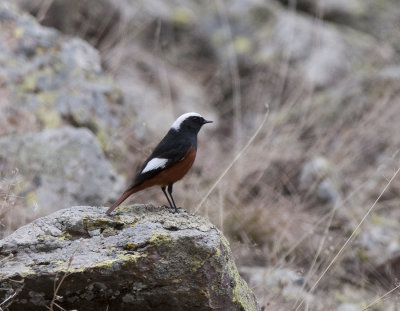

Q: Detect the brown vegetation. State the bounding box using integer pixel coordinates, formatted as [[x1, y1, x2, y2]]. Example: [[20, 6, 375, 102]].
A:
[[3, 0, 400, 309]]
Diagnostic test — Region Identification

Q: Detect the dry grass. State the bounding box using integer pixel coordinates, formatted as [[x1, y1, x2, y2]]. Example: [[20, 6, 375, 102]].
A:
[[6, 0, 400, 309], [0, 167, 32, 238]]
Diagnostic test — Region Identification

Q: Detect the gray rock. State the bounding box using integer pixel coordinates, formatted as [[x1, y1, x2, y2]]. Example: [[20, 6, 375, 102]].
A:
[[0, 127, 124, 215], [16, 0, 121, 45], [14, 0, 215, 139], [355, 217, 400, 271], [0, 0, 124, 146], [240, 266, 314, 307], [279, 0, 400, 53], [256, 7, 393, 89], [240, 266, 304, 292], [299, 157, 342, 206], [0, 205, 259, 311]]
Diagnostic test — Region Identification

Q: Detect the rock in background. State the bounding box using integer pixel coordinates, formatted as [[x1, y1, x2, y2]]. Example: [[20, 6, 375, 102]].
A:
[[0, 127, 123, 215], [0, 1, 127, 235], [0, 1, 124, 139]]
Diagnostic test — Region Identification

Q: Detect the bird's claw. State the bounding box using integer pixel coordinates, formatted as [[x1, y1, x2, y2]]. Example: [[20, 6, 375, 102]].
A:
[[162, 205, 182, 214], [172, 207, 182, 214]]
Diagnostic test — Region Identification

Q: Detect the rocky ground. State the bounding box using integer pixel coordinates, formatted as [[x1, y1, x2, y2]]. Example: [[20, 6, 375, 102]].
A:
[[1, 0, 400, 309]]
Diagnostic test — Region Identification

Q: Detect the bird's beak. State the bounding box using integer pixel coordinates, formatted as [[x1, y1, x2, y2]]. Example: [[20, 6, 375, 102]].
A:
[[203, 120, 213, 124]]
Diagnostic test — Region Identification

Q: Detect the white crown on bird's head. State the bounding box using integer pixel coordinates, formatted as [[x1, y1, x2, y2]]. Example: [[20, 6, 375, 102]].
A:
[[171, 112, 203, 131]]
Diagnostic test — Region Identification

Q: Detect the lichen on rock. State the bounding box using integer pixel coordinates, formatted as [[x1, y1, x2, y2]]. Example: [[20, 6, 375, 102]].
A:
[[0, 204, 259, 311]]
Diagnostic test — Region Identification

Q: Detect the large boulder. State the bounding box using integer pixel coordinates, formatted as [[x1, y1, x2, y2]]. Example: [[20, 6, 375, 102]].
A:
[[0, 127, 123, 221], [15, 0, 121, 47], [0, 205, 259, 311], [277, 0, 400, 52], [15, 0, 216, 137], [0, 0, 124, 150]]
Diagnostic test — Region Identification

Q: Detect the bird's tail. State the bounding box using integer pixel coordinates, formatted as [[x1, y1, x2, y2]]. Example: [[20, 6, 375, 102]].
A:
[[105, 185, 140, 215]]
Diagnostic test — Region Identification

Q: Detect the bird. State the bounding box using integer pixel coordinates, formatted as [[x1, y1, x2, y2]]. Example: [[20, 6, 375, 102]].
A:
[[105, 112, 213, 215]]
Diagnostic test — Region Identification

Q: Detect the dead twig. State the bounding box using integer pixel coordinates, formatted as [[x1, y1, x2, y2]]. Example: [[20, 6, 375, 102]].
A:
[[48, 239, 84, 311]]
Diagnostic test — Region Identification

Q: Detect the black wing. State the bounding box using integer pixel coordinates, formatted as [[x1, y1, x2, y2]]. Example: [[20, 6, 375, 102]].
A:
[[132, 132, 192, 186]]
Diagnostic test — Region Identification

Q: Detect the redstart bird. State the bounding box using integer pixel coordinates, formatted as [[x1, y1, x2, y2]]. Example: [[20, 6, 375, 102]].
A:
[[106, 112, 212, 215]]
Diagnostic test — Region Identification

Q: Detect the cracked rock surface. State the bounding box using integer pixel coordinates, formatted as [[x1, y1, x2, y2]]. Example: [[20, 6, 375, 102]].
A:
[[0, 205, 259, 311]]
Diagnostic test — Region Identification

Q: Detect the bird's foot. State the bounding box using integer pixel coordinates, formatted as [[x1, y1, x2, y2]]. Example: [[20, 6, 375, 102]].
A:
[[161, 205, 183, 214], [172, 207, 184, 214]]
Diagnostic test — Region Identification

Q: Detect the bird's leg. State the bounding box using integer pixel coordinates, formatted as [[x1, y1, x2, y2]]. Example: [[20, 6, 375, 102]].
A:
[[167, 184, 179, 213], [161, 186, 174, 209]]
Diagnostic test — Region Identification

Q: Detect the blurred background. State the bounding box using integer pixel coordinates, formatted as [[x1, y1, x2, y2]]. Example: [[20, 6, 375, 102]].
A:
[[1, 0, 400, 309]]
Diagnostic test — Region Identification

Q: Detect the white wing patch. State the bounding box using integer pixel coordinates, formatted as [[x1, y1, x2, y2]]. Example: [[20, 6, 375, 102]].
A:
[[171, 112, 202, 131], [141, 158, 168, 174]]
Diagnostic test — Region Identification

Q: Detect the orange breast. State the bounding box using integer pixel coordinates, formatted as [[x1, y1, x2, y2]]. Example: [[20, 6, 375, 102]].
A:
[[137, 145, 197, 189]]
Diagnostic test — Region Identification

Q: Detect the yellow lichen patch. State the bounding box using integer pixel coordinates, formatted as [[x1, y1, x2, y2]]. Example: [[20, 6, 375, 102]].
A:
[[19, 269, 34, 277], [71, 106, 86, 124], [214, 246, 221, 258], [20, 68, 55, 93], [233, 36, 252, 55], [51, 260, 70, 272], [95, 123, 109, 151], [115, 208, 138, 224], [90, 259, 119, 269], [172, 7, 194, 26], [35, 92, 60, 128], [37, 91, 57, 105], [191, 260, 204, 272], [37, 234, 51, 242], [117, 252, 146, 263], [230, 264, 253, 306], [148, 232, 173, 247], [26, 191, 38, 206], [217, 231, 258, 311], [57, 231, 72, 241], [37, 105, 61, 128], [82, 216, 125, 232], [14, 27, 24, 38], [113, 205, 130, 213], [54, 258, 120, 273]]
